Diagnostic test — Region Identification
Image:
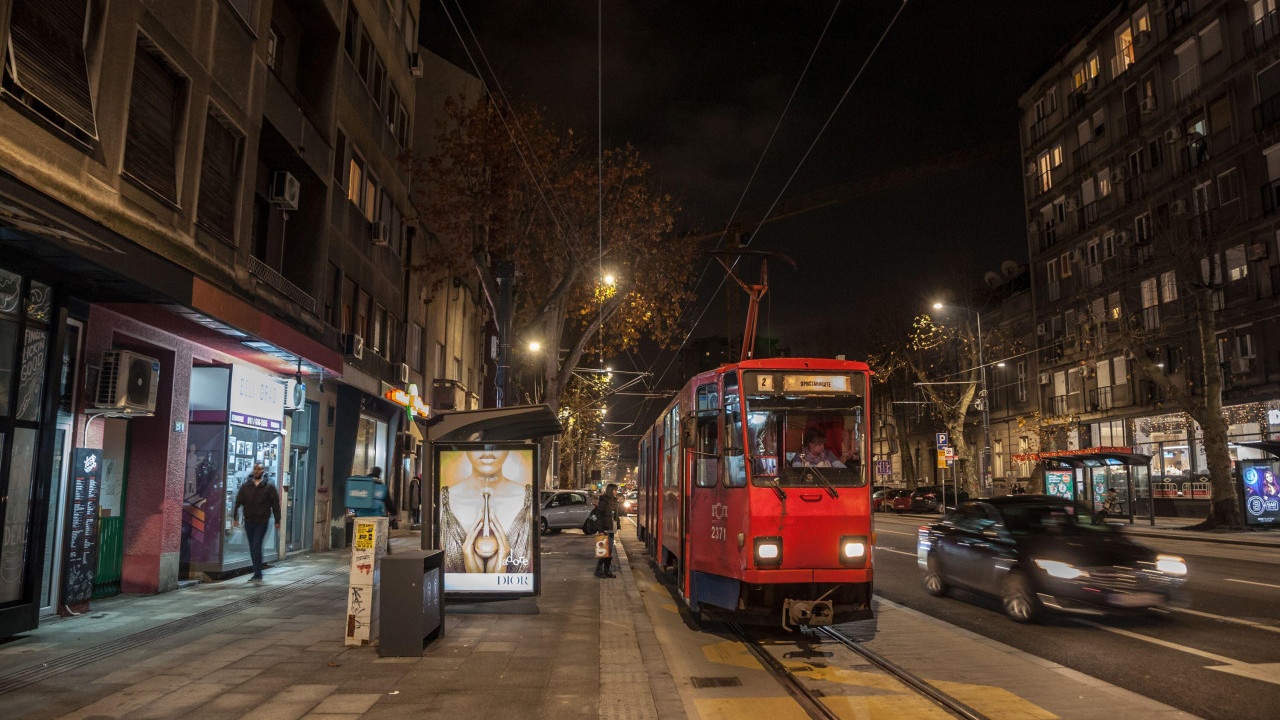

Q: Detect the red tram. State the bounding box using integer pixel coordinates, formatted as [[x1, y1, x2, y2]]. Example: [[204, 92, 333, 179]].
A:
[[636, 357, 874, 629]]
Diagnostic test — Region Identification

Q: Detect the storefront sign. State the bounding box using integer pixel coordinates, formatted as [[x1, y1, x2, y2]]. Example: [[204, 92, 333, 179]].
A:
[[782, 375, 849, 393], [384, 384, 430, 418], [435, 443, 538, 595], [229, 365, 285, 431], [1045, 470, 1074, 500], [1242, 465, 1280, 526], [62, 449, 103, 606], [1014, 447, 1134, 463]]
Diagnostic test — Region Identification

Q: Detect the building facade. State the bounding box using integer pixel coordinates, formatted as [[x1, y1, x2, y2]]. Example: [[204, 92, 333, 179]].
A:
[[1017, 0, 1280, 514]]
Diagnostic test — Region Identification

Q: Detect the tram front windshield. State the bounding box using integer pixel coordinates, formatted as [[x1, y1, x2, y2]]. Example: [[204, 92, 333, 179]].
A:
[[744, 397, 865, 488]]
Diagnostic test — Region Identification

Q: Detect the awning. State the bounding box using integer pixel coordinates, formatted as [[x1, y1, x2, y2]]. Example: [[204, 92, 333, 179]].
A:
[[1238, 441, 1280, 459], [426, 405, 562, 443]]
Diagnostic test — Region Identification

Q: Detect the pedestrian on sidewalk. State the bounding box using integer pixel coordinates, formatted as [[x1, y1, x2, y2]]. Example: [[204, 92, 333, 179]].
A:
[[232, 463, 280, 583], [594, 484, 621, 579], [408, 474, 422, 525], [1098, 488, 1121, 522]]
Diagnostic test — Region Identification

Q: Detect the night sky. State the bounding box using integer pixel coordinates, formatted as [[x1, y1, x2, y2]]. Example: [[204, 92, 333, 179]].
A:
[[422, 0, 1117, 428]]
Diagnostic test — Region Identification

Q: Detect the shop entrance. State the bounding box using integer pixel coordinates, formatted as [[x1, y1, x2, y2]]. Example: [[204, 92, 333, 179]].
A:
[[286, 401, 318, 552]]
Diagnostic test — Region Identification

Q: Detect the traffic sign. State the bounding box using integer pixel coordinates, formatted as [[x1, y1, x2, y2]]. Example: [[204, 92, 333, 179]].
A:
[[936, 449, 948, 469], [936, 432, 949, 447], [875, 460, 892, 476], [944, 446, 956, 460]]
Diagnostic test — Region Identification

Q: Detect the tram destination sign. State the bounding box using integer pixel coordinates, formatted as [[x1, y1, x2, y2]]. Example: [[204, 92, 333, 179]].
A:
[[781, 374, 849, 393]]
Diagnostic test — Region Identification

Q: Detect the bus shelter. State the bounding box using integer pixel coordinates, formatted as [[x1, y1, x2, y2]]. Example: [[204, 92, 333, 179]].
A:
[[1026, 447, 1155, 525]]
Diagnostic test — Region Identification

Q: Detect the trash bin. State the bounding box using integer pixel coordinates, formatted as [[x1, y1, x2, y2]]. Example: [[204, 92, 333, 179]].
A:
[[378, 549, 445, 657]]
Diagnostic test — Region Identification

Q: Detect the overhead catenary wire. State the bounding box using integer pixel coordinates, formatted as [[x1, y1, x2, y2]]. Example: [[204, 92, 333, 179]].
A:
[[651, 0, 911, 389]]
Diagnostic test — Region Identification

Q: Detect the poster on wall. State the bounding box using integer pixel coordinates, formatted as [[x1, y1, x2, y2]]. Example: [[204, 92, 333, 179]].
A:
[[435, 443, 539, 595], [1045, 470, 1074, 501], [1242, 464, 1280, 526], [61, 449, 102, 606]]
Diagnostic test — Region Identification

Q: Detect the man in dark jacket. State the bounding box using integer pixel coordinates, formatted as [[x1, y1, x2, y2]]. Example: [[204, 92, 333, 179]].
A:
[[595, 484, 621, 578], [233, 464, 281, 583]]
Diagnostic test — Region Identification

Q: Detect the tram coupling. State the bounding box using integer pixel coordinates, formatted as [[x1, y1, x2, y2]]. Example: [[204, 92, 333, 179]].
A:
[[783, 598, 834, 631]]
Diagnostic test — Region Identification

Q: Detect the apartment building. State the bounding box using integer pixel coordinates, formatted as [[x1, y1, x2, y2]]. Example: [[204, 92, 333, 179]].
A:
[[1018, 0, 1280, 512]]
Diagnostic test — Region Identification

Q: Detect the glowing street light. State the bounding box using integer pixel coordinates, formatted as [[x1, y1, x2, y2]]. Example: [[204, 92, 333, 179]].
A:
[[932, 302, 944, 310], [528, 341, 542, 352], [603, 273, 616, 286]]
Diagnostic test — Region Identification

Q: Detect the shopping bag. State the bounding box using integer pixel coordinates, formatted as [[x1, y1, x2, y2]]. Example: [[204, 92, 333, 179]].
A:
[[594, 533, 611, 559]]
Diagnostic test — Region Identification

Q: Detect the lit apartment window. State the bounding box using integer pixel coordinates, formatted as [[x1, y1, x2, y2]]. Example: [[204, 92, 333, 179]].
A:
[[1160, 270, 1177, 302], [1140, 277, 1158, 309], [1108, 291, 1121, 320], [123, 38, 188, 203], [1037, 151, 1053, 192], [1051, 143, 1064, 167], [1087, 53, 1101, 79], [1115, 23, 1135, 73], [348, 152, 364, 205], [1226, 244, 1248, 280], [1098, 167, 1112, 197]]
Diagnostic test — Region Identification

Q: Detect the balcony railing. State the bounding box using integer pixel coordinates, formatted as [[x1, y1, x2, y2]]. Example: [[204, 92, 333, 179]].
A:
[[1246, 10, 1280, 52], [1068, 87, 1088, 114], [249, 256, 318, 315], [1049, 396, 1069, 417], [1173, 65, 1200, 105], [1254, 94, 1280, 132]]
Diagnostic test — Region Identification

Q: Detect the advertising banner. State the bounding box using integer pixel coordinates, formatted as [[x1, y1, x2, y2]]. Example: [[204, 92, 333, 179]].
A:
[[435, 443, 539, 595], [229, 365, 286, 431], [1045, 470, 1074, 500], [1241, 464, 1280, 526], [61, 449, 102, 606]]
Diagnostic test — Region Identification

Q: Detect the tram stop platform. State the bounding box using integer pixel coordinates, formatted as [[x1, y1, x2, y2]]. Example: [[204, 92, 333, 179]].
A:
[[0, 522, 1196, 720]]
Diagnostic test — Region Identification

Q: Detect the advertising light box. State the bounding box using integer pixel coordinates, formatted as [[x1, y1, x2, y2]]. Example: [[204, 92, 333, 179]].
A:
[[434, 443, 540, 596], [1242, 464, 1280, 527], [1046, 470, 1074, 501]]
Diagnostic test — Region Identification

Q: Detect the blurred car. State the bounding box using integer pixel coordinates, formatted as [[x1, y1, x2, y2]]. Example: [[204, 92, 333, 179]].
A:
[[540, 490, 595, 534], [873, 488, 907, 512], [917, 495, 1187, 622], [908, 485, 969, 513], [888, 489, 915, 513], [622, 492, 638, 515]]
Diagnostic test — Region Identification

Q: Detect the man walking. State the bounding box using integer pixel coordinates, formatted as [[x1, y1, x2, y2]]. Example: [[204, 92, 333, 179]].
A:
[[233, 463, 281, 583]]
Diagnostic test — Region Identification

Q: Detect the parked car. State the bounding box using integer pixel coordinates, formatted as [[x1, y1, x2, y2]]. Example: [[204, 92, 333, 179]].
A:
[[917, 495, 1187, 622], [908, 485, 969, 513], [873, 488, 905, 512], [541, 491, 596, 534], [888, 489, 915, 513]]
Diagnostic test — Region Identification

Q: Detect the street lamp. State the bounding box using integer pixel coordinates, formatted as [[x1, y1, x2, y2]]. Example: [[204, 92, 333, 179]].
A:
[[932, 301, 992, 494], [603, 273, 617, 286], [528, 340, 542, 352]]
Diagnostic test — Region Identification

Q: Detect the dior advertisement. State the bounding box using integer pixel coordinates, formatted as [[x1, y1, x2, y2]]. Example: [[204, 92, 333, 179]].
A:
[[435, 444, 538, 595]]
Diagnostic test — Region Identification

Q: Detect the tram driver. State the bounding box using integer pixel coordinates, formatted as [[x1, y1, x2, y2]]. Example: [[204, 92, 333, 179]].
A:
[[791, 428, 847, 468]]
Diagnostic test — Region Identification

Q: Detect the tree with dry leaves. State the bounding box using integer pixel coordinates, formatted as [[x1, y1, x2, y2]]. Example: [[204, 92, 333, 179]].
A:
[[409, 97, 696, 418]]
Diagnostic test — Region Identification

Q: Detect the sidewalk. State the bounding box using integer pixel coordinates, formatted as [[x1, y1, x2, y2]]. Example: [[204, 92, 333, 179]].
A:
[[0, 530, 670, 720]]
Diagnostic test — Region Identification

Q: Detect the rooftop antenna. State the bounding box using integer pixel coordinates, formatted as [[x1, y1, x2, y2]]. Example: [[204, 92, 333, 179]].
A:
[[707, 249, 795, 362]]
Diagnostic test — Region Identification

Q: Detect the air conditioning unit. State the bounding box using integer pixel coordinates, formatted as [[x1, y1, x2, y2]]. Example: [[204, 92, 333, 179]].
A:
[[398, 363, 410, 384], [1039, 371, 1051, 385], [1163, 127, 1181, 144], [410, 52, 424, 78], [431, 378, 465, 411], [1135, 30, 1151, 47], [343, 333, 364, 359], [94, 350, 160, 415], [1112, 166, 1128, 182], [1140, 96, 1157, 114], [1170, 199, 1187, 215], [1036, 322, 1047, 336], [269, 171, 300, 211], [371, 221, 391, 246], [284, 378, 307, 410]]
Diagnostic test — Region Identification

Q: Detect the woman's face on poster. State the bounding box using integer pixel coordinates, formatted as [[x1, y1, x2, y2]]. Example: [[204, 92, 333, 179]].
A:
[[466, 449, 510, 476]]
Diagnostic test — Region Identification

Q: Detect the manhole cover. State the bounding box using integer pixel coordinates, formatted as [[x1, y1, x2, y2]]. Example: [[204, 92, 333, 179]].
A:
[[690, 676, 742, 688]]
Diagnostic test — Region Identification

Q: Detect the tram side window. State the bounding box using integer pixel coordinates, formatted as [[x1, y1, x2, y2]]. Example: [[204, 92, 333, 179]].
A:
[[664, 405, 679, 487], [724, 376, 747, 487], [694, 412, 719, 487]]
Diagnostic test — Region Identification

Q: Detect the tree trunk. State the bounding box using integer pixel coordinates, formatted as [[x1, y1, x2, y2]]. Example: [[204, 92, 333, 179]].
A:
[[1189, 287, 1243, 530]]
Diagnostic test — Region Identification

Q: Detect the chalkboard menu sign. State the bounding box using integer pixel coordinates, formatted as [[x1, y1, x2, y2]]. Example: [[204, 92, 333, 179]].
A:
[[62, 449, 103, 606]]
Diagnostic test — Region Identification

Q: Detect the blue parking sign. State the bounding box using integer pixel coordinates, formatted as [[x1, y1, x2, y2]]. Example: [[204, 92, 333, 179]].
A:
[[936, 432, 949, 447]]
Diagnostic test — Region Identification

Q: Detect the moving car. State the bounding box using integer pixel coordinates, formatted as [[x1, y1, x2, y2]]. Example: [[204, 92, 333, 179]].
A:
[[874, 488, 908, 512], [622, 492, 638, 515], [917, 495, 1187, 622], [540, 491, 595, 534]]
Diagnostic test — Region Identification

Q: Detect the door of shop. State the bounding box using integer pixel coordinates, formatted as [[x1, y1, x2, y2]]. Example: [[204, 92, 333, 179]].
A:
[[38, 422, 71, 615], [286, 401, 317, 552]]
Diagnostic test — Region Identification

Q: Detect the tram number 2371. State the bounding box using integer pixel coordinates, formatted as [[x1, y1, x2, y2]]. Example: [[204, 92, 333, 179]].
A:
[[710, 526, 726, 541]]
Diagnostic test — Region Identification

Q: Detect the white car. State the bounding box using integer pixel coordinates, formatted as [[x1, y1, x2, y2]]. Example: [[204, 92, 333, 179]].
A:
[[541, 491, 595, 534]]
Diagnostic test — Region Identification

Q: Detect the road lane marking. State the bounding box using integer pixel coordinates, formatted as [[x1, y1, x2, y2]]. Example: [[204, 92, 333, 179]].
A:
[[1226, 578, 1280, 590], [1169, 606, 1280, 634], [1074, 619, 1240, 665], [875, 546, 916, 557], [874, 528, 917, 537]]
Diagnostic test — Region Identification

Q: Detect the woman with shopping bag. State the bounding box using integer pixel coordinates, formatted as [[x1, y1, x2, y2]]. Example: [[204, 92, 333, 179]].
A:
[[593, 484, 621, 578]]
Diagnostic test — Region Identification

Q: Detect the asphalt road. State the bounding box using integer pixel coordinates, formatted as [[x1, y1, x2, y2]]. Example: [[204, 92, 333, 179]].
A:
[[871, 512, 1280, 720]]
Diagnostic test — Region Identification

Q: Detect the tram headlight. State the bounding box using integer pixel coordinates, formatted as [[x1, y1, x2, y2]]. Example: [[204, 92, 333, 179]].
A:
[[839, 535, 869, 567], [753, 536, 783, 567]]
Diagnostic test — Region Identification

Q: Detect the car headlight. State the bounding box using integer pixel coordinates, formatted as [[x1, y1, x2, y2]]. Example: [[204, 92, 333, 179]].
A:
[[754, 536, 783, 567], [1034, 559, 1089, 580], [1156, 554, 1187, 576]]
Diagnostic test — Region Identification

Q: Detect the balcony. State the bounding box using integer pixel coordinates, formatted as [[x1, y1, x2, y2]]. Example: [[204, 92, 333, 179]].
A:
[[1090, 386, 1115, 412], [1030, 117, 1050, 142], [1049, 396, 1069, 418], [249, 255, 318, 315], [1246, 10, 1280, 52], [1067, 87, 1088, 114], [1254, 94, 1280, 132], [1173, 65, 1200, 105]]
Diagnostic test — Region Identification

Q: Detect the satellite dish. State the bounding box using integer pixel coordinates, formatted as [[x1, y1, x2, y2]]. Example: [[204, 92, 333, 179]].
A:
[[293, 381, 306, 408], [1001, 260, 1019, 278], [983, 271, 1003, 288]]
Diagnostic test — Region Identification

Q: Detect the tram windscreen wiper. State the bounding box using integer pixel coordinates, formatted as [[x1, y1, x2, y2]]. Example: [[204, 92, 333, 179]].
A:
[[769, 477, 788, 508], [805, 466, 840, 499]]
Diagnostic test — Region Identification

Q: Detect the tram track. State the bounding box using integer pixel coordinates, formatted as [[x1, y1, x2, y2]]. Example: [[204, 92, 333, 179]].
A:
[[730, 622, 989, 720]]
